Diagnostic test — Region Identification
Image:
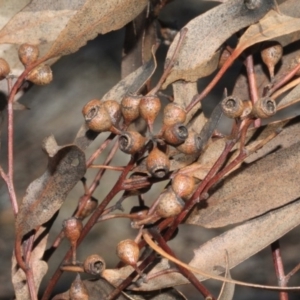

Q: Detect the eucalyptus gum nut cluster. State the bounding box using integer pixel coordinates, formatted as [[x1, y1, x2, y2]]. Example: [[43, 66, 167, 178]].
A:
[[27, 64, 53, 85], [0, 58, 10, 80], [163, 103, 186, 126], [155, 187, 184, 218], [146, 147, 170, 178], [18, 43, 39, 66], [121, 94, 142, 125], [119, 131, 146, 154], [163, 123, 188, 145], [176, 130, 202, 155]]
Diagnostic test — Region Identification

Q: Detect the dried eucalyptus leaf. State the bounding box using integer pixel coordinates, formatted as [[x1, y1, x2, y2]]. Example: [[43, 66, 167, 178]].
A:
[[122, 8, 157, 79], [0, 0, 31, 29], [236, 9, 300, 59], [245, 117, 300, 163], [16, 136, 86, 239], [43, 0, 148, 60], [187, 139, 300, 228], [122, 199, 300, 291], [163, 0, 275, 88]]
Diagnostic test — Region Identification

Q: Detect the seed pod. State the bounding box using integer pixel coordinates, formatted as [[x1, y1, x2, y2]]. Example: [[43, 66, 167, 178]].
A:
[[155, 187, 184, 218], [69, 274, 89, 300], [103, 100, 121, 125], [221, 96, 244, 118], [121, 94, 141, 125], [163, 103, 186, 126], [172, 174, 196, 201], [0, 58, 10, 80], [18, 43, 39, 66], [146, 147, 170, 178], [261, 42, 283, 80], [63, 217, 83, 243], [83, 254, 106, 275], [221, 96, 253, 119], [119, 131, 146, 154], [82, 99, 112, 132], [77, 197, 98, 220], [252, 97, 276, 119], [27, 64, 52, 85], [176, 130, 202, 155], [163, 123, 188, 145], [116, 239, 139, 267], [63, 217, 83, 264], [218, 47, 231, 69], [139, 95, 161, 128]]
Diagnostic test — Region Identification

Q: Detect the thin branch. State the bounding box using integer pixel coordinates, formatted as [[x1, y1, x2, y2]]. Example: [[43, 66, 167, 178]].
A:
[[271, 240, 288, 300], [150, 229, 215, 300], [245, 53, 260, 127]]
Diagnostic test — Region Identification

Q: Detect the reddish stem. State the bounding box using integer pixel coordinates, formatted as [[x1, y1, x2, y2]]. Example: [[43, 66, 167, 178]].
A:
[[245, 53, 260, 127], [271, 240, 288, 300], [268, 63, 300, 96], [150, 229, 215, 300]]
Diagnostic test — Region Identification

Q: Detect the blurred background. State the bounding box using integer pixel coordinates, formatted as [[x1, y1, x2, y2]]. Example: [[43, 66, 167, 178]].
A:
[[0, 0, 300, 299]]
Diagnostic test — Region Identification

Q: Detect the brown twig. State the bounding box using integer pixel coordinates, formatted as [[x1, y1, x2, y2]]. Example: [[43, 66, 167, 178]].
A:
[[245, 53, 260, 127], [268, 63, 300, 96], [271, 240, 288, 300], [149, 229, 216, 299], [149, 27, 188, 95], [285, 263, 300, 283]]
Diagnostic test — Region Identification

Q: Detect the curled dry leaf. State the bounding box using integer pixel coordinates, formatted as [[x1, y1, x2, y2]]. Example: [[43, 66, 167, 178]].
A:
[[162, 0, 275, 88], [111, 198, 300, 291], [15, 135, 86, 241], [187, 138, 300, 228], [42, 0, 148, 61]]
